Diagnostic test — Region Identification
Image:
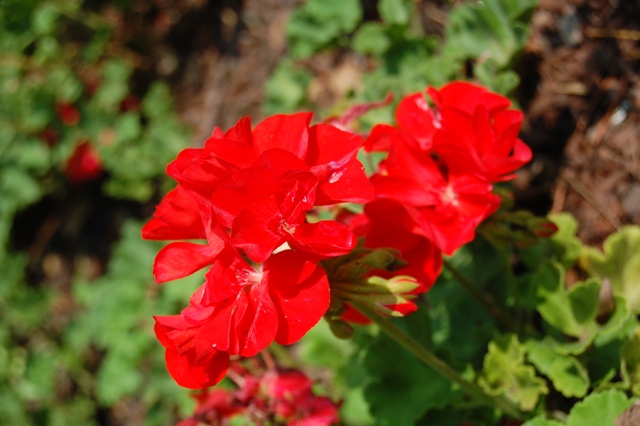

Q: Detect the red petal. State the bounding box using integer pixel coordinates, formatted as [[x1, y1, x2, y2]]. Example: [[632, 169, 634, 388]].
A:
[[412, 190, 501, 255], [276, 170, 318, 221], [166, 148, 235, 198], [341, 304, 371, 324], [365, 123, 401, 152], [252, 113, 312, 158], [290, 221, 356, 258], [231, 282, 279, 357], [205, 137, 257, 169], [364, 199, 443, 292], [153, 239, 224, 283], [142, 185, 206, 240], [221, 116, 253, 142], [212, 167, 277, 228], [429, 81, 511, 116], [204, 116, 256, 168], [265, 251, 330, 344], [396, 92, 437, 150], [164, 348, 230, 389], [314, 159, 374, 205], [251, 149, 311, 175], [305, 123, 364, 168], [231, 197, 284, 263]]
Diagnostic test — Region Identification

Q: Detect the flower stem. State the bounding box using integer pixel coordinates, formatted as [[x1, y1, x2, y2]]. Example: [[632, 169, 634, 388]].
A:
[[351, 301, 524, 420], [442, 259, 515, 332]]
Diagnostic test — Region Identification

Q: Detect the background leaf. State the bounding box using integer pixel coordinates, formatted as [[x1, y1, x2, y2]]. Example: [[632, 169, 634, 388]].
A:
[[566, 389, 633, 426]]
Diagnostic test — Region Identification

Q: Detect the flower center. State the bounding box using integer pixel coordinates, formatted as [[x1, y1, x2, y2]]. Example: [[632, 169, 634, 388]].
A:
[[441, 185, 458, 206], [236, 268, 263, 286], [279, 220, 298, 235]]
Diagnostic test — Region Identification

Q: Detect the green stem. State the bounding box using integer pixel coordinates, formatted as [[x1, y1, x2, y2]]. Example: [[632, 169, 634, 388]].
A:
[[351, 301, 524, 420], [443, 259, 515, 332]]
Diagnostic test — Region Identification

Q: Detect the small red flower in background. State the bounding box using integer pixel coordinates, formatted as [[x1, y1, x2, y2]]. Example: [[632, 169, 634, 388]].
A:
[[55, 102, 81, 126], [40, 126, 59, 148], [178, 364, 340, 426], [65, 142, 103, 184], [119, 94, 140, 112]]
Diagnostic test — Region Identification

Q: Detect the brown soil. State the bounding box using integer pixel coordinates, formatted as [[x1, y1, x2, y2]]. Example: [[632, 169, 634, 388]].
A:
[[516, 0, 640, 245]]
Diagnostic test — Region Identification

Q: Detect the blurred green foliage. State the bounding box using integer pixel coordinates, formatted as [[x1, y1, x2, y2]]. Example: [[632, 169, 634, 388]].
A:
[[2, 0, 640, 425], [0, 0, 193, 424], [263, 0, 536, 125]]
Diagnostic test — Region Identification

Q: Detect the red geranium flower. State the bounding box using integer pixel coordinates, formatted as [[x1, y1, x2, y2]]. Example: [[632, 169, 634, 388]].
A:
[[144, 112, 371, 285], [56, 102, 81, 126], [65, 142, 103, 184]]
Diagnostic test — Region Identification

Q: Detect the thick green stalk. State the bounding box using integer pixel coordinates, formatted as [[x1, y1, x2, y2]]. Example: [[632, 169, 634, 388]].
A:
[[351, 301, 524, 420]]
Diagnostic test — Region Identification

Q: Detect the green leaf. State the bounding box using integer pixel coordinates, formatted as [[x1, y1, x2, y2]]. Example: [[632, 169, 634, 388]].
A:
[[263, 60, 313, 114], [475, 63, 520, 95], [96, 350, 143, 405], [549, 213, 583, 267], [362, 311, 463, 425], [525, 339, 590, 398], [621, 327, 640, 395], [91, 59, 132, 112], [479, 335, 548, 411], [522, 416, 564, 426], [297, 320, 355, 369], [581, 226, 640, 313], [32, 4, 59, 35], [595, 296, 637, 347], [443, 0, 535, 68], [353, 23, 390, 55], [566, 389, 633, 426], [142, 82, 174, 119], [427, 271, 496, 365], [378, 0, 411, 25], [286, 0, 362, 58], [568, 278, 601, 325], [533, 261, 599, 338]]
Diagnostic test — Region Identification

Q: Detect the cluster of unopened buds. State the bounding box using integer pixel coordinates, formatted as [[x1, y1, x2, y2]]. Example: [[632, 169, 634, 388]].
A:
[[143, 81, 534, 422], [179, 358, 339, 426]]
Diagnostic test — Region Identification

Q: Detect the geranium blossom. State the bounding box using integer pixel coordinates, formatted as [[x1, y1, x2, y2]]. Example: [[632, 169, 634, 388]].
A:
[[145, 83, 532, 391], [143, 113, 372, 281], [178, 366, 340, 426], [365, 81, 529, 254]]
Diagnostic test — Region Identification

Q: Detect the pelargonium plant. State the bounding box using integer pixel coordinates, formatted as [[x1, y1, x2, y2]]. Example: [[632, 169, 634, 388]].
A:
[[143, 81, 534, 423]]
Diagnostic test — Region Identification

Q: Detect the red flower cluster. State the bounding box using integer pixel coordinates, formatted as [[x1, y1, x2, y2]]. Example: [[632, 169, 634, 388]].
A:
[[366, 81, 532, 255], [144, 113, 373, 388], [145, 81, 532, 390], [179, 367, 340, 426]]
